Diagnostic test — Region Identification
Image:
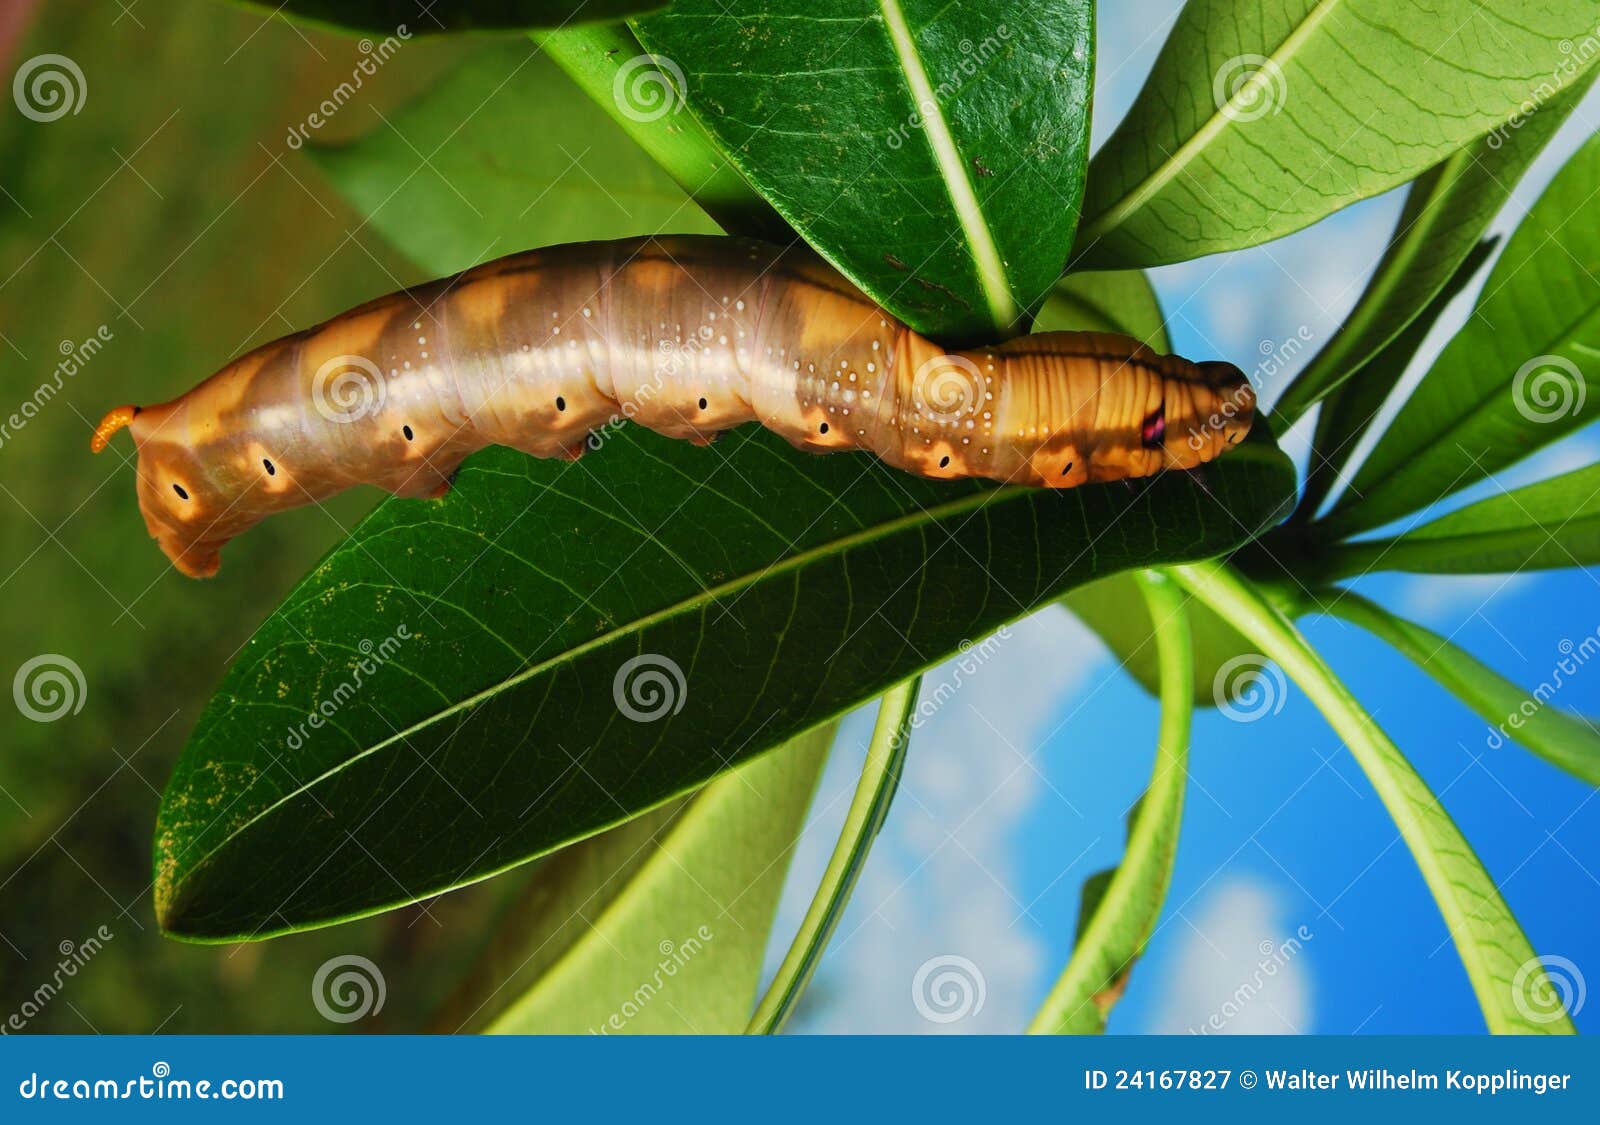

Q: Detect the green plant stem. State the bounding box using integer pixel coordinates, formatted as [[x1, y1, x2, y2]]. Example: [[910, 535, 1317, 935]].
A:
[[1310, 590, 1600, 787], [1169, 559, 1573, 1034], [1027, 570, 1192, 1034], [746, 677, 922, 1034]]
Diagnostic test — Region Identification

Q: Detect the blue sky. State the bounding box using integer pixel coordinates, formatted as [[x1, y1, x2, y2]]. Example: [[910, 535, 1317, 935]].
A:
[[770, 0, 1600, 1035]]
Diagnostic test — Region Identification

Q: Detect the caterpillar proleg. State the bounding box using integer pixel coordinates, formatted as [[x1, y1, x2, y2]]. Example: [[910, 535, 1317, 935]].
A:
[[92, 236, 1255, 577]]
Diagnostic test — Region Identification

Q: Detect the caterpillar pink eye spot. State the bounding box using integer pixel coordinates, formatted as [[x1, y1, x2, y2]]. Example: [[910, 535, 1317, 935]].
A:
[[97, 236, 1255, 578], [1140, 405, 1167, 449]]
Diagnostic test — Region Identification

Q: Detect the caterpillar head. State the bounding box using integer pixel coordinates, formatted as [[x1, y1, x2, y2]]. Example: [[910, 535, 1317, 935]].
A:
[[91, 402, 255, 578], [1181, 360, 1256, 461]]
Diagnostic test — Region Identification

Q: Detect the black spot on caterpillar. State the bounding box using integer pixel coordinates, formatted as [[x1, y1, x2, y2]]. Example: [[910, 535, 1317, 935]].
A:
[[89, 236, 1255, 577]]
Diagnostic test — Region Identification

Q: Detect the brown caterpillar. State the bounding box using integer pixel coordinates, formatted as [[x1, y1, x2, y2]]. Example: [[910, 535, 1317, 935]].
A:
[[91, 236, 1254, 578]]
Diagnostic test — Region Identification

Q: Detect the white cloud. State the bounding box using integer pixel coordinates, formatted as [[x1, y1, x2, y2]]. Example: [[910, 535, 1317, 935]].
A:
[[1145, 879, 1316, 1034]]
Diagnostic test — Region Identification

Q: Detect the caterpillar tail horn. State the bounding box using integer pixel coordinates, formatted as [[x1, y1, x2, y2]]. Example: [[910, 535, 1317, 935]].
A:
[[90, 405, 140, 453]]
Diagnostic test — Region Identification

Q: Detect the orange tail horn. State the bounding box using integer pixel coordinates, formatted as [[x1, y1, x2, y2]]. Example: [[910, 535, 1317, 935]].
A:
[[90, 405, 139, 453]]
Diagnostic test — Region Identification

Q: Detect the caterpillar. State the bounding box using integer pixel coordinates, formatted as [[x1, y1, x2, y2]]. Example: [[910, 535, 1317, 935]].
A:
[[91, 236, 1255, 578]]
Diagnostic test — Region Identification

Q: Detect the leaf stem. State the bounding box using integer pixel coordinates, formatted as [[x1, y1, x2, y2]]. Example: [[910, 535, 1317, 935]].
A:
[[746, 677, 922, 1034], [1169, 558, 1572, 1034], [1028, 570, 1192, 1033]]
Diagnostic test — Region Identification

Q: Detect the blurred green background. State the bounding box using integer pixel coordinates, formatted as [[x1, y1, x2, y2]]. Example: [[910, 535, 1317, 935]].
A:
[[0, 0, 548, 1032]]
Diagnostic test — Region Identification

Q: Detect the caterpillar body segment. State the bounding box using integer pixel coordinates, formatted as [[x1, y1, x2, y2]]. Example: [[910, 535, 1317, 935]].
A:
[[93, 236, 1255, 577]]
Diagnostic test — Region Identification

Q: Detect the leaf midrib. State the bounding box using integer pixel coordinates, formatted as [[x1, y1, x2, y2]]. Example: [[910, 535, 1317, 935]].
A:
[[877, 0, 1019, 332], [170, 479, 1026, 887], [1078, 0, 1343, 244]]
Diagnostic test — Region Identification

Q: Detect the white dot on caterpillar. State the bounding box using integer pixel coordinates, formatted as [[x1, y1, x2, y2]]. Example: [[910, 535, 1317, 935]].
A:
[[582, 307, 592, 317], [411, 322, 421, 330], [871, 340, 880, 350], [735, 300, 745, 311]]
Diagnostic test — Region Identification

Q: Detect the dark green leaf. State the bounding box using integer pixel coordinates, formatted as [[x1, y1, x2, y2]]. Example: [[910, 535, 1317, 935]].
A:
[[154, 425, 1293, 940], [239, 0, 664, 36], [1275, 71, 1593, 427], [631, 0, 1094, 342], [1075, 0, 1600, 268], [1326, 132, 1600, 536], [1313, 592, 1600, 787], [1311, 462, 1600, 580], [309, 40, 720, 276], [1029, 571, 1190, 1034]]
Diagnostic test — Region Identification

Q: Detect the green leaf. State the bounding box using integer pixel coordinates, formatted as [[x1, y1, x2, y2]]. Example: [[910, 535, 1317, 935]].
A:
[[240, 0, 664, 36], [748, 680, 918, 1034], [1035, 268, 1170, 352], [432, 796, 688, 1032], [536, 24, 789, 240], [154, 425, 1294, 941], [1309, 462, 1600, 580], [1326, 132, 1600, 536], [309, 40, 721, 276], [1074, 0, 1600, 269], [1311, 591, 1600, 787], [1171, 559, 1575, 1034], [477, 725, 833, 1033], [1293, 238, 1498, 524], [1275, 70, 1593, 428], [630, 1, 1094, 342], [1029, 570, 1191, 1034], [1033, 269, 1257, 705]]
